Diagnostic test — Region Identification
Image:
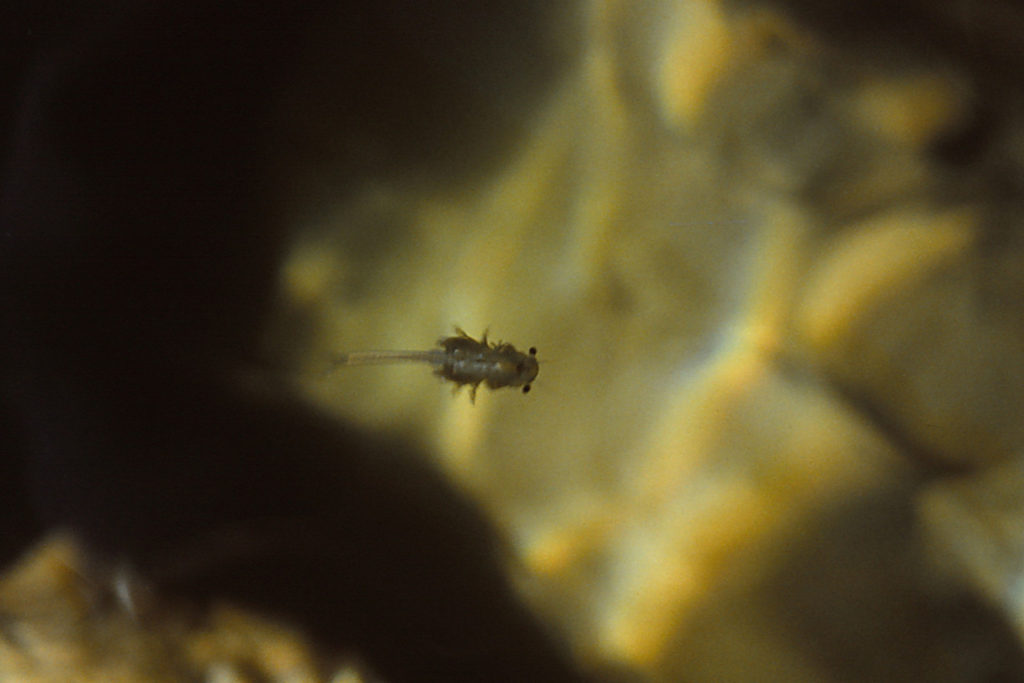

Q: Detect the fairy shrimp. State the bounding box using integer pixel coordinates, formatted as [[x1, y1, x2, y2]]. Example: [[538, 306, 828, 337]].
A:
[[333, 328, 539, 402]]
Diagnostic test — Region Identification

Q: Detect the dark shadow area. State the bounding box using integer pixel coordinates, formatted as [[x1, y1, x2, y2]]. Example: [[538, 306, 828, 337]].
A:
[[765, 485, 1024, 682], [744, 0, 1024, 174], [0, 401, 40, 566], [663, 482, 1024, 682], [1, 2, 585, 680], [137, 385, 587, 682]]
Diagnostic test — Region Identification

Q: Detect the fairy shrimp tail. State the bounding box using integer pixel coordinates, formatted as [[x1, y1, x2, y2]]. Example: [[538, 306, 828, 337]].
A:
[[333, 350, 446, 367]]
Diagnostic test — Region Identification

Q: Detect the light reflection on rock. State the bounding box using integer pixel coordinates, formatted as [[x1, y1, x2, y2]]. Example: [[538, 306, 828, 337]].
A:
[[273, 1, 1024, 679]]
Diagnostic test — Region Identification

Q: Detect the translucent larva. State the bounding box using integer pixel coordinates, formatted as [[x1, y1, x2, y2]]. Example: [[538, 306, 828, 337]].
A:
[[333, 328, 539, 402]]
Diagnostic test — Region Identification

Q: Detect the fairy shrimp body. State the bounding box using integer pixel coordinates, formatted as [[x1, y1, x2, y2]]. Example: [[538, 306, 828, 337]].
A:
[[334, 328, 538, 401]]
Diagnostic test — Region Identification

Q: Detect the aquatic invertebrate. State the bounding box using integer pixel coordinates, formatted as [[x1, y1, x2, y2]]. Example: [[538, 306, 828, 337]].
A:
[[334, 328, 539, 402]]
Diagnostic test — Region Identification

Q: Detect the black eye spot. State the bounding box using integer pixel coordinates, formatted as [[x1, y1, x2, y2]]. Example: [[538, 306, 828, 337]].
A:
[[529, 347, 537, 355], [522, 384, 531, 394]]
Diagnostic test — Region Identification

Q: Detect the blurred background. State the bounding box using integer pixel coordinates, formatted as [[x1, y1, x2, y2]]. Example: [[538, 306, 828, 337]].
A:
[[3, 1, 1024, 681]]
